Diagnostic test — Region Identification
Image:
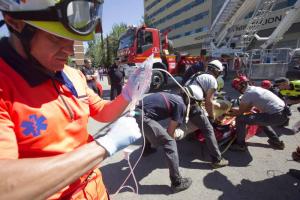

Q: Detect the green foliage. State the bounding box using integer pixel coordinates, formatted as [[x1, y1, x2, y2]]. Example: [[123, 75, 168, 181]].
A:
[[85, 23, 128, 68], [86, 35, 103, 68], [67, 56, 73, 66]]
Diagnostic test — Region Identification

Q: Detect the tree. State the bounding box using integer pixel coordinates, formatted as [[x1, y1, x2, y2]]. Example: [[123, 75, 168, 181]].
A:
[[86, 35, 104, 68], [85, 23, 128, 68], [108, 23, 128, 62]]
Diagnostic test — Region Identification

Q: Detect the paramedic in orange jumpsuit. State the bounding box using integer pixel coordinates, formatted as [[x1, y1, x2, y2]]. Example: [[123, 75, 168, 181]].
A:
[[0, 1, 146, 199]]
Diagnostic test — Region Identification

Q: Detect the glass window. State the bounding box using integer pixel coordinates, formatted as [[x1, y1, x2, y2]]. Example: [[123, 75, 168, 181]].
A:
[[118, 29, 135, 50], [137, 31, 153, 53], [149, 0, 205, 25], [169, 26, 209, 40]]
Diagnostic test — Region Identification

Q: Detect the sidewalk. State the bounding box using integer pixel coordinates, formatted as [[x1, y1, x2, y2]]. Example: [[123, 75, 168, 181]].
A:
[[88, 77, 300, 200]]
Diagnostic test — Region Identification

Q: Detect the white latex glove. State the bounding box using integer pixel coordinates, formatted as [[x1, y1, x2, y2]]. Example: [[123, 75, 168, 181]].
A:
[[95, 116, 141, 156], [121, 55, 153, 102], [174, 128, 185, 140]]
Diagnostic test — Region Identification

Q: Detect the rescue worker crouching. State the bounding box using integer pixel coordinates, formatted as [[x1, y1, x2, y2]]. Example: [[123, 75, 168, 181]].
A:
[[183, 60, 229, 168], [0, 1, 149, 199], [135, 92, 192, 193], [230, 76, 289, 152]]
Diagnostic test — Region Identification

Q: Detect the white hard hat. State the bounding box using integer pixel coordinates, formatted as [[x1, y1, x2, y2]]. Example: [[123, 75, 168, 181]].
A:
[[208, 60, 224, 72], [185, 84, 204, 101]]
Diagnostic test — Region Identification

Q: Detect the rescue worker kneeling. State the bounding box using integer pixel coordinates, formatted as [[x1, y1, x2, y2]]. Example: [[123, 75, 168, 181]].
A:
[[230, 76, 289, 151], [135, 92, 192, 193], [183, 60, 229, 168]]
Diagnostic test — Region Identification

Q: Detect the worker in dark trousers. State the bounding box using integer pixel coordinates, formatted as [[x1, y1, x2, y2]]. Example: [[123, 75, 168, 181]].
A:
[[108, 59, 125, 100], [183, 60, 229, 168], [230, 75, 289, 151], [135, 92, 192, 193]]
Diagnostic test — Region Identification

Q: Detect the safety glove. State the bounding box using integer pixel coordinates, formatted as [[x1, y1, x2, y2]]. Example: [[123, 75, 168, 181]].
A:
[[95, 116, 141, 156]]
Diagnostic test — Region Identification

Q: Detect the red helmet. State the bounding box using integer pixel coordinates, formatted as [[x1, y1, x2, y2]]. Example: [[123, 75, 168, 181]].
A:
[[232, 75, 249, 91], [261, 80, 272, 89]]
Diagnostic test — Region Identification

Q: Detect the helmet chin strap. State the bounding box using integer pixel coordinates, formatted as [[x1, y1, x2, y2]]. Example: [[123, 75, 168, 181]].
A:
[[7, 23, 56, 77], [6, 23, 36, 59]]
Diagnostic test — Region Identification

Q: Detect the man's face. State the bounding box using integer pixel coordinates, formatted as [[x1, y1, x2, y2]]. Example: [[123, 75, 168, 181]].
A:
[[30, 30, 74, 72], [85, 60, 92, 68], [277, 81, 290, 90]]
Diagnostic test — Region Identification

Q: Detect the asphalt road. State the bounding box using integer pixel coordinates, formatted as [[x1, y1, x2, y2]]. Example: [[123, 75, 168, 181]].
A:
[[88, 75, 300, 200]]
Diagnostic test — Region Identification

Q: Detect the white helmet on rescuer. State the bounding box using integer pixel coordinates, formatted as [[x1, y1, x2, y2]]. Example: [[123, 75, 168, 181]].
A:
[[207, 60, 224, 78]]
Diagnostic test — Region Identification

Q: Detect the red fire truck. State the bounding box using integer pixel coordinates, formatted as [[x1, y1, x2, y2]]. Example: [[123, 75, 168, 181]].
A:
[[117, 25, 204, 89]]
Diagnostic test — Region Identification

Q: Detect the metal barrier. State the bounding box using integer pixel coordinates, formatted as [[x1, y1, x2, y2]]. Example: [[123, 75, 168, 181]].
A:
[[247, 48, 292, 79], [248, 63, 288, 80]]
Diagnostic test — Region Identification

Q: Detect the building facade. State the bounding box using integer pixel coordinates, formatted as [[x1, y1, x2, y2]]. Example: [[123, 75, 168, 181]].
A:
[[144, 0, 300, 55], [73, 41, 85, 67], [144, 0, 224, 55]]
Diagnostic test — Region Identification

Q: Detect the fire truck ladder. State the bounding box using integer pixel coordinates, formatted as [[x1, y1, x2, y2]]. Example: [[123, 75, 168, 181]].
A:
[[216, 0, 259, 49], [209, 0, 246, 49], [241, 0, 279, 49], [255, 0, 300, 49]]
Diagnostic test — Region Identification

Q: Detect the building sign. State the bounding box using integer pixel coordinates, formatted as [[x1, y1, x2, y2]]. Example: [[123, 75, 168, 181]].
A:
[[230, 15, 283, 34], [230, 8, 300, 35]]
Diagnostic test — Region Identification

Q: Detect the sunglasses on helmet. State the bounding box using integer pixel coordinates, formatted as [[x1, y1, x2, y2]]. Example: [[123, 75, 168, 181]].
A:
[[2, 0, 103, 36]]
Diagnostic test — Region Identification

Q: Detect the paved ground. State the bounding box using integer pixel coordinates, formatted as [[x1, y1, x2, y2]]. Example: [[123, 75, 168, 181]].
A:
[[88, 74, 300, 200]]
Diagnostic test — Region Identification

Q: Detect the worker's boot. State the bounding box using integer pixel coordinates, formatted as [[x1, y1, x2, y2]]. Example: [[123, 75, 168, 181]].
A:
[[170, 176, 192, 193], [267, 139, 285, 150], [211, 157, 229, 169], [292, 146, 300, 162]]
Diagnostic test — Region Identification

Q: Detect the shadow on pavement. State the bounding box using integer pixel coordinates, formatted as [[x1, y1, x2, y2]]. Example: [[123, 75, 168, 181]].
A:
[[101, 138, 255, 196], [176, 137, 253, 168], [246, 141, 272, 149], [274, 126, 295, 136], [203, 171, 300, 200], [249, 126, 294, 139], [101, 144, 173, 195]]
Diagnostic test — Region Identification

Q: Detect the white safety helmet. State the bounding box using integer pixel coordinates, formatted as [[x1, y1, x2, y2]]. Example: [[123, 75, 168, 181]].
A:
[[0, 0, 103, 41], [208, 60, 224, 72], [184, 84, 204, 101]]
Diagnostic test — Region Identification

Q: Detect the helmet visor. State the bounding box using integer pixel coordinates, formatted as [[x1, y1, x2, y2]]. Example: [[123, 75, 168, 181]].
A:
[[2, 0, 103, 36], [66, 0, 103, 35]]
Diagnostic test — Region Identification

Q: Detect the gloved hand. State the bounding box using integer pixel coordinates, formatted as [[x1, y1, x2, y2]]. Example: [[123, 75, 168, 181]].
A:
[[122, 56, 153, 102], [95, 116, 141, 156], [174, 128, 185, 140]]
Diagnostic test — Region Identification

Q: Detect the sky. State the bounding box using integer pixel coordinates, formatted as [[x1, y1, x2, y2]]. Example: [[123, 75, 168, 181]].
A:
[[0, 0, 144, 37], [102, 0, 144, 36]]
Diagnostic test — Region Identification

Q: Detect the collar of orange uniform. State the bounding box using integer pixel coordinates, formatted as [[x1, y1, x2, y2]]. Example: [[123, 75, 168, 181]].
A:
[[0, 37, 53, 86]]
